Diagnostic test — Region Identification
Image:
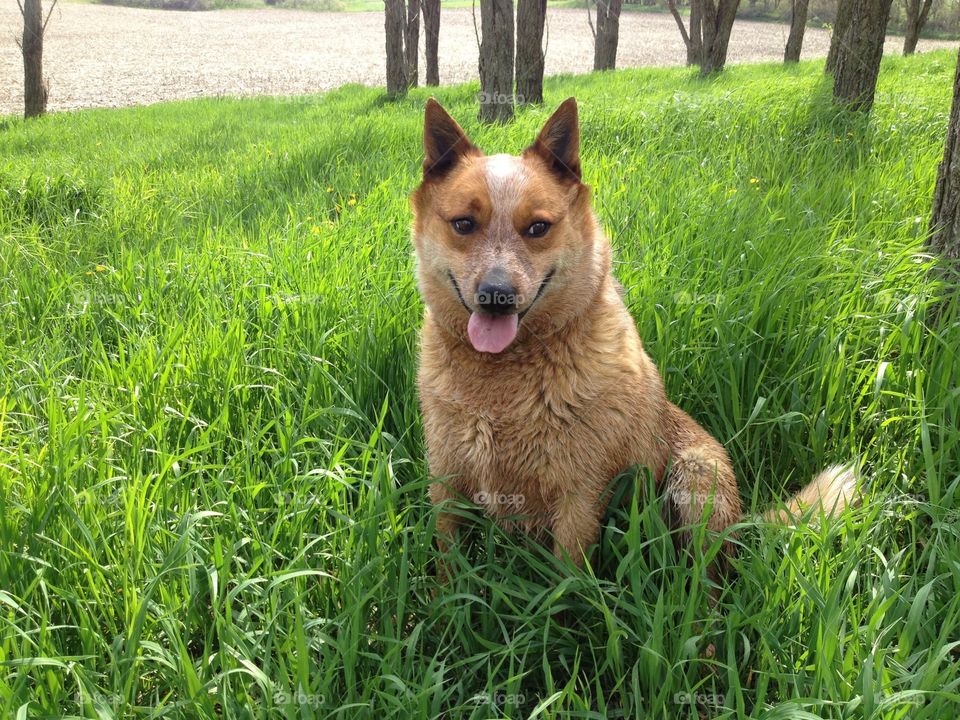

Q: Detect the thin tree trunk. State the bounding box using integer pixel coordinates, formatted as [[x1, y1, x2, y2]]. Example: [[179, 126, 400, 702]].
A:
[[831, 0, 893, 111], [385, 0, 408, 96], [903, 0, 932, 55], [479, 0, 515, 123], [667, 0, 703, 66], [405, 0, 420, 88], [423, 0, 440, 85], [593, 0, 622, 71], [689, 0, 703, 66], [22, 0, 48, 118], [516, 0, 546, 104], [928, 48, 960, 278], [826, 0, 854, 73], [784, 0, 809, 63], [700, 0, 739, 75]]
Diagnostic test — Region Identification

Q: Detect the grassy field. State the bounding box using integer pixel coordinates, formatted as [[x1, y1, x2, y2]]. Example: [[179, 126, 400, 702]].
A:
[[2, 52, 960, 718]]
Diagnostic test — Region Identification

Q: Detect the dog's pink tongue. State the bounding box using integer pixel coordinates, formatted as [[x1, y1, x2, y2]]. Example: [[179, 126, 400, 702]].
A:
[[467, 312, 519, 353]]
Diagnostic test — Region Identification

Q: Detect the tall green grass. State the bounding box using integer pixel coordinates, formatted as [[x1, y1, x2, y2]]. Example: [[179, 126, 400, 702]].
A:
[[1, 53, 958, 718]]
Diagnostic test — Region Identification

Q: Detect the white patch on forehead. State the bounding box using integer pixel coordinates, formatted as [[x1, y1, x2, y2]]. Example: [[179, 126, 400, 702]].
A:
[[486, 154, 521, 180], [484, 154, 526, 214]]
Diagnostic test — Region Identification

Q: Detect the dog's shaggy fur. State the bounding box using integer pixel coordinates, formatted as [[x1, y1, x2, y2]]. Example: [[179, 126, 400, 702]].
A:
[[411, 97, 856, 573]]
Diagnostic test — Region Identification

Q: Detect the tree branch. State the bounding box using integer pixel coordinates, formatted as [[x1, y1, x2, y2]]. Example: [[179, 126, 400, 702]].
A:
[[42, 0, 59, 36], [666, 0, 691, 49], [471, 0, 481, 55], [543, 6, 549, 60]]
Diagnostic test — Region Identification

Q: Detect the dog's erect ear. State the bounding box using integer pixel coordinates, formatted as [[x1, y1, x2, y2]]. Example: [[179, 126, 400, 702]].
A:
[[525, 97, 581, 183], [423, 98, 478, 178]]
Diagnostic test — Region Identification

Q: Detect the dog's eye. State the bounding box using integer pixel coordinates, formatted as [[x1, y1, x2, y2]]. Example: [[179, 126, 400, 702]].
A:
[[526, 221, 551, 238], [451, 218, 476, 235]]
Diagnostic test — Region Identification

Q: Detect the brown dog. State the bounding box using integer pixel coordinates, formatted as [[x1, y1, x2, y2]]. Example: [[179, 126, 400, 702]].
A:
[[412, 97, 855, 575]]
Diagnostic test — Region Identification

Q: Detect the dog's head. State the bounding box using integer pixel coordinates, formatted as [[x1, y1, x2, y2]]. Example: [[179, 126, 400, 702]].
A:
[[411, 98, 605, 354]]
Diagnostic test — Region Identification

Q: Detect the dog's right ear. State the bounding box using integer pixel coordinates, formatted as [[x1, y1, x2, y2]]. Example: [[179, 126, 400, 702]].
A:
[[423, 98, 478, 178]]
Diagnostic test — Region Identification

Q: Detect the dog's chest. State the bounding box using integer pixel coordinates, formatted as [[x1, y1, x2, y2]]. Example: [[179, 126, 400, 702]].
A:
[[421, 349, 620, 504]]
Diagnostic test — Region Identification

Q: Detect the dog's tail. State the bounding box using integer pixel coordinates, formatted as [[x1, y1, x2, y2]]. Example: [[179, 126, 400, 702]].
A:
[[761, 464, 859, 525]]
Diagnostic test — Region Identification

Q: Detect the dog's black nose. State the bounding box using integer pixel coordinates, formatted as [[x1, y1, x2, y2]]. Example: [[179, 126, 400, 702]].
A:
[[476, 271, 518, 315]]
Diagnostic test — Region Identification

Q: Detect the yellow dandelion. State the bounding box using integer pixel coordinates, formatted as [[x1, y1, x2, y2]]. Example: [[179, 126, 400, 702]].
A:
[[311, 225, 321, 234], [95, 265, 106, 272], [326, 187, 333, 193]]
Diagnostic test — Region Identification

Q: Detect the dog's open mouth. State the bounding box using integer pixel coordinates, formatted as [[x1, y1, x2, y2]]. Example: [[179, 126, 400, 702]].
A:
[[449, 269, 555, 354]]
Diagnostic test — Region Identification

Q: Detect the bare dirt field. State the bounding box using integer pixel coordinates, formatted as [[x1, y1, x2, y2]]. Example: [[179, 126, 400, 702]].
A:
[[1, 3, 954, 114]]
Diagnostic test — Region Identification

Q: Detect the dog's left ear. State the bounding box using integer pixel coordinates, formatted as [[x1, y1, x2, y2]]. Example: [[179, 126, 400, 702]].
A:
[[524, 97, 580, 183]]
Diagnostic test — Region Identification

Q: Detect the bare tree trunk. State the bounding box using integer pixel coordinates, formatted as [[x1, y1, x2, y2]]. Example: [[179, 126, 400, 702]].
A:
[[700, 0, 740, 75], [385, 0, 409, 96], [22, 0, 49, 119], [479, 0, 515, 123], [689, 0, 703, 65], [594, 0, 622, 71], [784, 0, 809, 62], [832, 0, 893, 111], [826, 0, 854, 73], [423, 0, 440, 85], [405, 0, 420, 88], [516, 0, 546, 104], [928, 48, 960, 278], [903, 0, 933, 55]]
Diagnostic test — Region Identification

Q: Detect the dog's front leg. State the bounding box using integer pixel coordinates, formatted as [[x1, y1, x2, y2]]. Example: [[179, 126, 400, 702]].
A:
[[551, 491, 602, 568], [429, 480, 465, 584]]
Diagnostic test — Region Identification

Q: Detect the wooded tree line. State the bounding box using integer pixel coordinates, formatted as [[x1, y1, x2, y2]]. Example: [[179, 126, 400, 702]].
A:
[[381, 0, 960, 278], [707, 0, 954, 47], [14, 0, 960, 269], [384, 0, 548, 122], [384, 0, 946, 113]]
